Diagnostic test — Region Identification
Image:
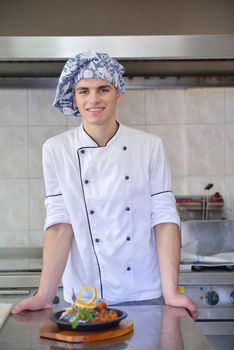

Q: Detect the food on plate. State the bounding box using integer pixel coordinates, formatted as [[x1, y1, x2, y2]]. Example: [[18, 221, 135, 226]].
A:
[[59, 285, 118, 329]]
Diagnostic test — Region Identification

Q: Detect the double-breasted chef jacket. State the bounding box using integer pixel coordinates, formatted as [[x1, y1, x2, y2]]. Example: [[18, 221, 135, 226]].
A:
[[42, 123, 180, 304]]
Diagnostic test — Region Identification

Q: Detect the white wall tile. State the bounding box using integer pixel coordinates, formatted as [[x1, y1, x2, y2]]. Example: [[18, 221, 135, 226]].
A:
[[146, 89, 185, 125], [29, 126, 67, 177], [186, 88, 225, 123], [130, 125, 146, 132], [187, 176, 226, 196], [117, 90, 145, 125], [226, 177, 234, 220], [171, 176, 188, 195], [187, 124, 225, 176], [226, 124, 234, 175], [29, 179, 46, 231], [28, 89, 67, 126], [226, 88, 234, 123], [0, 179, 29, 230], [146, 125, 186, 176], [0, 89, 27, 126], [67, 116, 82, 127], [0, 127, 28, 178], [0, 230, 29, 247], [30, 230, 44, 247]]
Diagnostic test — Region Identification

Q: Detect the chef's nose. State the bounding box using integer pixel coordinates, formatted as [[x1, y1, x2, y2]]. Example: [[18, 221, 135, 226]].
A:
[[89, 91, 100, 103]]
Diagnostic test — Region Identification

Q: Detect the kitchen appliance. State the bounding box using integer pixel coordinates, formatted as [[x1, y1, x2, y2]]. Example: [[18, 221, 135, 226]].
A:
[[176, 191, 225, 221], [0, 247, 42, 327], [0, 247, 42, 292], [0, 247, 65, 322], [0, 35, 234, 78], [179, 220, 234, 350]]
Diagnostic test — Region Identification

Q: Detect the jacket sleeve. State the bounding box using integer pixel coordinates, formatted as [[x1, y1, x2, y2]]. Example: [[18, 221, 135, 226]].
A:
[[42, 140, 71, 231], [150, 138, 180, 227]]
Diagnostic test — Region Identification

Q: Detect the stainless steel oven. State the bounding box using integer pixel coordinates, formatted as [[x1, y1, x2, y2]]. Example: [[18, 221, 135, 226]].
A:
[[180, 220, 234, 350], [0, 247, 65, 321], [0, 248, 40, 310]]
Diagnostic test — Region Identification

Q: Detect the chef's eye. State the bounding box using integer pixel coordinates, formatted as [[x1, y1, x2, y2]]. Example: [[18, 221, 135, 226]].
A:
[[78, 89, 88, 95], [99, 87, 110, 93]]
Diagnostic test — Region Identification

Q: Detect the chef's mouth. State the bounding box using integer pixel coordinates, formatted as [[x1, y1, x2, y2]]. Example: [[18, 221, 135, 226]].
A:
[[87, 107, 105, 112]]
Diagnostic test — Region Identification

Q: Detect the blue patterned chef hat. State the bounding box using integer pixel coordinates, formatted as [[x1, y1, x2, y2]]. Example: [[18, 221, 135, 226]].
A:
[[53, 50, 125, 116]]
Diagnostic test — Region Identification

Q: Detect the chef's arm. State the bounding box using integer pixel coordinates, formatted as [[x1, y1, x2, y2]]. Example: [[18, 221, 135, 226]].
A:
[[154, 223, 180, 301], [38, 223, 73, 302], [154, 223, 198, 320], [11, 223, 73, 314]]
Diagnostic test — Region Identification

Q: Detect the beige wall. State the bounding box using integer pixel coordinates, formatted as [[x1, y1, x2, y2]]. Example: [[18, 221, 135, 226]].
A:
[[1, 0, 234, 35], [0, 81, 234, 250]]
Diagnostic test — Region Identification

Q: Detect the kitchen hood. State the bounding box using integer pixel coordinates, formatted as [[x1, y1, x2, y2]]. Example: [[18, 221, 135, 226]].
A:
[[0, 35, 234, 78]]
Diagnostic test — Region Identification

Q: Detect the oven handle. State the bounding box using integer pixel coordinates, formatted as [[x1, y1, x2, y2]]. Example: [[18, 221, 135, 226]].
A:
[[0, 290, 30, 295]]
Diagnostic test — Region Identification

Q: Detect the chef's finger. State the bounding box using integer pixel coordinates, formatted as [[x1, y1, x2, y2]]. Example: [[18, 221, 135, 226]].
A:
[[183, 298, 198, 320], [11, 296, 51, 314]]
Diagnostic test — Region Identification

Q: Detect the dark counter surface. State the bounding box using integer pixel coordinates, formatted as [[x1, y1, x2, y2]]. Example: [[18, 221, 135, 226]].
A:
[[0, 302, 213, 350]]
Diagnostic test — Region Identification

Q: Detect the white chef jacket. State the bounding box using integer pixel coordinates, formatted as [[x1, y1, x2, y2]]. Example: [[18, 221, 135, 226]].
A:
[[42, 123, 180, 304]]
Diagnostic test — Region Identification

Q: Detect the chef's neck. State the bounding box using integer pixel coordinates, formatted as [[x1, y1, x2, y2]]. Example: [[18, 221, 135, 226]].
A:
[[82, 120, 119, 147]]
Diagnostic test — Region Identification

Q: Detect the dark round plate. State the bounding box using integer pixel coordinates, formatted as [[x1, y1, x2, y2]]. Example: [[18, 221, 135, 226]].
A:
[[50, 308, 127, 332]]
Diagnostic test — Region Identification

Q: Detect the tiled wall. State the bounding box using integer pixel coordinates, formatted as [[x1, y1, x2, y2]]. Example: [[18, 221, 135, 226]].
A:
[[0, 81, 234, 249]]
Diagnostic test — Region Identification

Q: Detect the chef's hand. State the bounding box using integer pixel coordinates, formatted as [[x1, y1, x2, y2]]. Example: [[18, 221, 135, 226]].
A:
[[164, 293, 198, 320], [11, 294, 52, 314], [12, 308, 52, 323]]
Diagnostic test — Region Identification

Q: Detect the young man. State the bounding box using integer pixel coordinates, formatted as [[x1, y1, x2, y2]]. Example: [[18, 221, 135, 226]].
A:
[[12, 51, 197, 319]]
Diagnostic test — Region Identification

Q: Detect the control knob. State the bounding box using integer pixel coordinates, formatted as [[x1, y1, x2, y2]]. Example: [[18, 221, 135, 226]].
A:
[[230, 291, 234, 304], [205, 291, 219, 306]]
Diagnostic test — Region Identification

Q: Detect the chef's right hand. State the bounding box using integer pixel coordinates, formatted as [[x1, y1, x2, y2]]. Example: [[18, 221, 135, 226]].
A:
[[11, 294, 52, 314]]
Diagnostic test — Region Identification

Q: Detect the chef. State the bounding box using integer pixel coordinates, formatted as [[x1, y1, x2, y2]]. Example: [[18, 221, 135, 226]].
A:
[[12, 51, 197, 319]]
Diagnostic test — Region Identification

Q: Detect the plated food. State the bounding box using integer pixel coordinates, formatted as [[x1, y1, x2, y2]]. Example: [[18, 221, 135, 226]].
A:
[[51, 285, 127, 331]]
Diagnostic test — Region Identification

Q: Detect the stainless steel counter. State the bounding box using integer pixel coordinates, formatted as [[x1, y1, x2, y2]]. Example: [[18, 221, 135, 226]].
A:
[[0, 303, 212, 350]]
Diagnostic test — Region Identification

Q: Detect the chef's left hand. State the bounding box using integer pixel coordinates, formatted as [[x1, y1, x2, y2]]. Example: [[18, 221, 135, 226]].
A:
[[164, 293, 198, 320]]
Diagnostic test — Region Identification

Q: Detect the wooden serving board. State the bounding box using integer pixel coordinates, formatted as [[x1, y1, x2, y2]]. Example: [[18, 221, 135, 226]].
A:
[[40, 319, 134, 343]]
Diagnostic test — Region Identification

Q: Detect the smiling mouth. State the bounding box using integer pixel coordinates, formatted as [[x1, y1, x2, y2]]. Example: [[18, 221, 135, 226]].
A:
[[87, 107, 104, 112]]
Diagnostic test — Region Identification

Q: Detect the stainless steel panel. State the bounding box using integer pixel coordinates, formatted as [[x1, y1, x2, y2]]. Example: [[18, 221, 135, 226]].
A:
[[1, 60, 234, 77], [1, 76, 234, 89], [178, 284, 234, 308], [180, 220, 234, 264], [197, 321, 234, 336], [180, 271, 234, 285], [198, 308, 234, 319], [0, 272, 41, 288], [0, 35, 234, 60]]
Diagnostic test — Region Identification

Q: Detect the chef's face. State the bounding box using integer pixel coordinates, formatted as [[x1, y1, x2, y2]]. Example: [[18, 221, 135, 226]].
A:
[[74, 78, 121, 128]]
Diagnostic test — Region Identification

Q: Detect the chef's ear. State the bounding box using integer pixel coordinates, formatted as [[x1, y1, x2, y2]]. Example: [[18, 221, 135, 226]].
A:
[[116, 91, 122, 103]]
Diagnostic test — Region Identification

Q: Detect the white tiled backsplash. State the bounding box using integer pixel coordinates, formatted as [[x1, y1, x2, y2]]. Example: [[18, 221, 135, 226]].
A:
[[0, 81, 234, 249]]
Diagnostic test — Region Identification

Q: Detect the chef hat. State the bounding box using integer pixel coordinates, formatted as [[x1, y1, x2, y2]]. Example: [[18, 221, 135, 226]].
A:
[[53, 50, 126, 117]]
